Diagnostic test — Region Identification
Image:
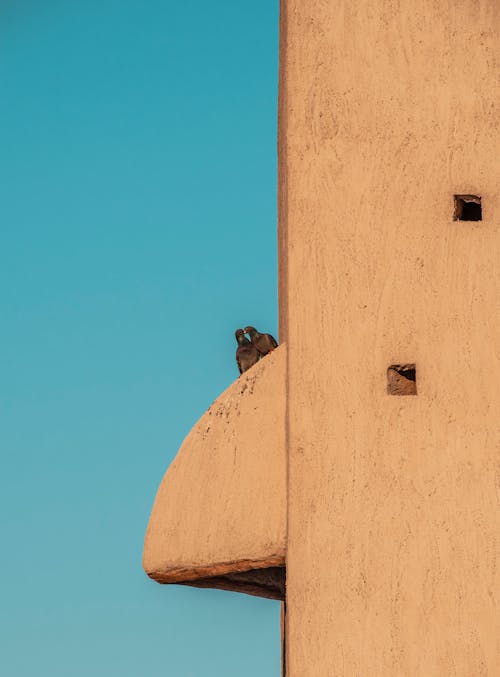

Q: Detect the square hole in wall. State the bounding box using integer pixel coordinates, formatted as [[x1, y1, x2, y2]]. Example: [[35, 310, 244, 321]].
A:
[[454, 195, 482, 221], [387, 364, 417, 396]]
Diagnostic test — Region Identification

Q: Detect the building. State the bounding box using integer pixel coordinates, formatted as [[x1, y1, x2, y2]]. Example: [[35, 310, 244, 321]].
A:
[[144, 1, 500, 674]]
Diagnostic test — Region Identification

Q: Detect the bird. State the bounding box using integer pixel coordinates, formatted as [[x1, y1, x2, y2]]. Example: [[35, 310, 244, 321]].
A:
[[235, 328, 260, 374], [243, 326, 278, 357]]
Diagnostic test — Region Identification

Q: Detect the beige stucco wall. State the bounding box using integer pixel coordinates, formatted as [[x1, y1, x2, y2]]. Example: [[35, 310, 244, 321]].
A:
[[281, 0, 500, 674], [143, 345, 286, 586]]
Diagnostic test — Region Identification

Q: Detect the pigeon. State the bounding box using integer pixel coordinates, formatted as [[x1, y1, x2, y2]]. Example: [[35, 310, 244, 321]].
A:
[[244, 326, 278, 357], [235, 328, 260, 374]]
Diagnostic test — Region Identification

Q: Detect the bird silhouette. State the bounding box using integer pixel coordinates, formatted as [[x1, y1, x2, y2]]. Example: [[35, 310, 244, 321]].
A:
[[244, 326, 278, 357], [235, 328, 260, 374]]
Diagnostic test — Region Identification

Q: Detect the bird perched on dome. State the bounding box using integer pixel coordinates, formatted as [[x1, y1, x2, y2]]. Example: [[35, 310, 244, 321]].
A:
[[244, 326, 278, 357], [235, 328, 260, 374]]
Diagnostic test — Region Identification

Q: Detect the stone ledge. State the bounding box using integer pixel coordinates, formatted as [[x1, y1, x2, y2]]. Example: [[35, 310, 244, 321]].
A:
[[143, 345, 287, 598]]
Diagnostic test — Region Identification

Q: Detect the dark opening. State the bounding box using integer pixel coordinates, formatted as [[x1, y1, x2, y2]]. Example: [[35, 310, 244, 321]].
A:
[[387, 364, 417, 396], [454, 195, 482, 221]]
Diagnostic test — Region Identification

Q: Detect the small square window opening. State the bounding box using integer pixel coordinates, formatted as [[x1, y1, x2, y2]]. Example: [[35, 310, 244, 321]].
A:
[[387, 364, 417, 396], [454, 195, 482, 221]]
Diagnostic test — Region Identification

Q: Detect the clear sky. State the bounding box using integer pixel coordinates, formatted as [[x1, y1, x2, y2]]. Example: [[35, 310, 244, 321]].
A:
[[0, 2, 280, 675]]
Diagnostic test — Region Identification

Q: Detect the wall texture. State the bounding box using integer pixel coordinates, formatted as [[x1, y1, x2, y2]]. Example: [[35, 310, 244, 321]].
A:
[[143, 345, 286, 596], [281, 0, 500, 674]]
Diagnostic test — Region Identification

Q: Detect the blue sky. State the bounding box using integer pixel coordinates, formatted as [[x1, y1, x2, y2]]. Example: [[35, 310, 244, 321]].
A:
[[0, 2, 280, 675]]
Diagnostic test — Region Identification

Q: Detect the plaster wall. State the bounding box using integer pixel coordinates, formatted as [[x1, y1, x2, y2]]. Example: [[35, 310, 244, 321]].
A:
[[281, 1, 500, 674], [143, 345, 286, 589]]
